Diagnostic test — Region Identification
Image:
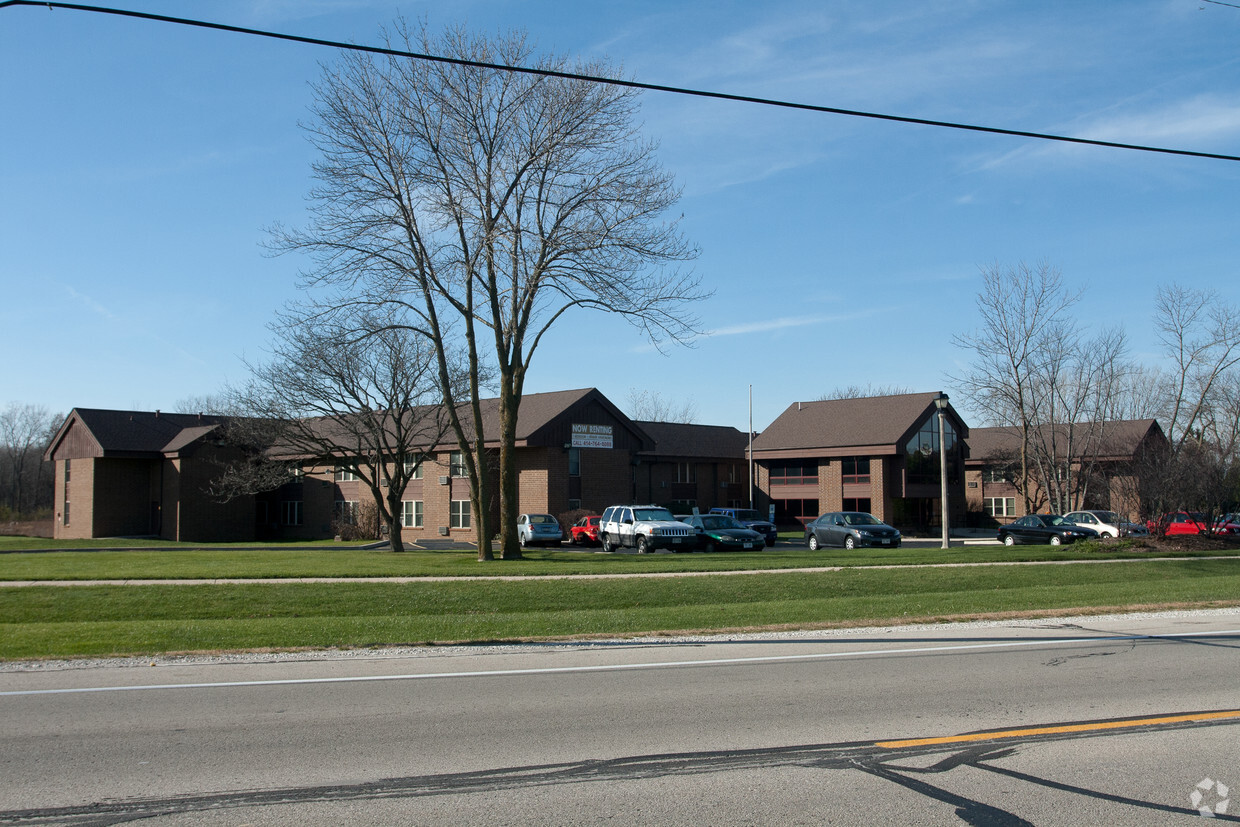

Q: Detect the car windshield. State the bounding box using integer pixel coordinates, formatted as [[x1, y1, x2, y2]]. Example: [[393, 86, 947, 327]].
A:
[[1043, 515, 1070, 526], [1190, 513, 1208, 522], [702, 516, 741, 529], [528, 514, 556, 524], [634, 508, 675, 521], [842, 513, 881, 526], [1092, 511, 1119, 523]]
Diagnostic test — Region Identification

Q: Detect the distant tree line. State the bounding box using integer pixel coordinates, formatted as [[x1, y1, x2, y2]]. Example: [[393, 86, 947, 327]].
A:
[[953, 262, 1240, 526], [0, 403, 60, 521]]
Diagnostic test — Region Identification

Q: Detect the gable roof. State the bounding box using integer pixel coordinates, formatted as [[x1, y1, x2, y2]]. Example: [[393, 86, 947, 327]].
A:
[[633, 420, 750, 459], [966, 419, 1164, 464], [45, 388, 650, 461], [752, 392, 964, 457], [45, 408, 229, 461]]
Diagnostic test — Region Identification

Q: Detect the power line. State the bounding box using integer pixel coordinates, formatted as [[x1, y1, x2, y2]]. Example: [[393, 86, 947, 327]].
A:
[[4, 0, 1239, 163]]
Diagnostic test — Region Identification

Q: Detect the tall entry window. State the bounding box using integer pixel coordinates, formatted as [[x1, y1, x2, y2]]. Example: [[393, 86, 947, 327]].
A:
[[905, 417, 957, 485]]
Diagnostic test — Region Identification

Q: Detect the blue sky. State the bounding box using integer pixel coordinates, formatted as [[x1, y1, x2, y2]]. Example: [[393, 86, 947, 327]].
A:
[[3, 1, 1238, 433]]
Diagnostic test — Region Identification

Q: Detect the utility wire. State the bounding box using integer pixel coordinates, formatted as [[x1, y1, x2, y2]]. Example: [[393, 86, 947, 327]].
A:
[[4, 0, 1239, 163]]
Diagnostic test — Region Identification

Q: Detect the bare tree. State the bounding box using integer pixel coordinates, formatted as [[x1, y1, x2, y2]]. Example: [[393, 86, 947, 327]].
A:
[[626, 390, 698, 424], [951, 262, 1083, 512], [0, 403, 58, 517], [818, 384, 914, 401], [1154, 284, 1240, 452], [219, 313, 454, 552], [272, 22, 705, 559]]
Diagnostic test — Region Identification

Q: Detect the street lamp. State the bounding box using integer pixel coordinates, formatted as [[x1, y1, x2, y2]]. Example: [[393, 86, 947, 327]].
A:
[[935, 393, 950, 549]]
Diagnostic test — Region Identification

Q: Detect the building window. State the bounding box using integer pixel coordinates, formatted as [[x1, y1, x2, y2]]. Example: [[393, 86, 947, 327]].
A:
[[568, 498, 581, 511], [676, 462, 696, 483], [402, 500, 423, 528], [773, 498, 818, 526], [403, 456, 424, 479], [769, 462, 817, 485], [985, 497, 1017, 517], [843, 497, 872, 513], [841, 457, 871, 484], [62, 459, 71, 526], [335, 466, 360, 482], [335, 500, 359, 524], [281, 501, 303, 526], [451, 499, 471, 528], [983, 467, 1009, 483], [450, 451, 468, 477], [905, 416, 958, 485], [568, 448, 581, 477]]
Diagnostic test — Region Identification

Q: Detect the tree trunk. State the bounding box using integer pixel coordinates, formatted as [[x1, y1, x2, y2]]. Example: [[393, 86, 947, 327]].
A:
[[498, 380, 522, 560]]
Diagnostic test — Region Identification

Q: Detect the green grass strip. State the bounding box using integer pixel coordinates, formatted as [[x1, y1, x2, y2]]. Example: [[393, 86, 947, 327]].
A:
[[3, 541, 1234, 581], [3, 559, 1239, 659]]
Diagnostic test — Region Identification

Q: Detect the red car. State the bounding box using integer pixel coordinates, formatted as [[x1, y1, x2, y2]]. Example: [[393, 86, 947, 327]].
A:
[[1148, 512, 1210, 536], [570, 515, 601, 546]]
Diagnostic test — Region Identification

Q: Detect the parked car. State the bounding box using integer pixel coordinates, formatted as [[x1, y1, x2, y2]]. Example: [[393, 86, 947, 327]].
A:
[[569, 515, 602, 546], [1215, 513, 1240, 536], [1147, 512, 1210, 536], [1120, 521, 1150, 538], [997, 514, 1099, 546], [681, 513, 765, 552], [598, 505, 696, 554], [708, 507, 778, 547], [516, 513, 562, 547], [1062, 510, 1129, 539], [804, 511, 901, 550]]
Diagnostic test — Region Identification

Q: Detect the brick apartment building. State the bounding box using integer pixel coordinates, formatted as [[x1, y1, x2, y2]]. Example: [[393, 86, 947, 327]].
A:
[[44, 388, 751, 543], [749, 392, 969, 532], [964, 419, 1166, 524]]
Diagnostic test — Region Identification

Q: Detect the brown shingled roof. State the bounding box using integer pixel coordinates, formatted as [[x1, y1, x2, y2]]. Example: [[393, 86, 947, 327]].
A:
[[46, 408, 228, 460], [634, 420, 749, 459], [752, 392, 959, 456], [966, 419, 1163, 464]]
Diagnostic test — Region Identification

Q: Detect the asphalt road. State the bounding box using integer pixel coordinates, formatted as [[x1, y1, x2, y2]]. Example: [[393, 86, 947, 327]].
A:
[[2, 611, 1238, 825]]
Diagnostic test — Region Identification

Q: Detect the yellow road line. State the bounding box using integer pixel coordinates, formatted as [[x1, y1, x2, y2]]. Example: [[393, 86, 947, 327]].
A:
[[876, 709, 1240, 749]]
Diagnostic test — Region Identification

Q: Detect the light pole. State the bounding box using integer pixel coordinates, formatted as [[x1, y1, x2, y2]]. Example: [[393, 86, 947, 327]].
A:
[[935, 393, 950, 549]]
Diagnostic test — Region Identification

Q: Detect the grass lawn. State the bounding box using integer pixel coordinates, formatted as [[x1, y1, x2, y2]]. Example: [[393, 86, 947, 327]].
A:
[[3, 538, 1236, 581], [3, 555, 1240, 659]]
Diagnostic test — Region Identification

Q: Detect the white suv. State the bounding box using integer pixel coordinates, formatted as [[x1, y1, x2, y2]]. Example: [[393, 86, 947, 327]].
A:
[[598, 505, 695, 554]]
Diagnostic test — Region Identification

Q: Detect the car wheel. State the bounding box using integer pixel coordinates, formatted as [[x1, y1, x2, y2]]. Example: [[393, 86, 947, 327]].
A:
[[519, 534, 528, 548], [844, 536, 856, 550], [765, 539, 775, 548], [636, 536, 650, 555], [1003, 535, 1015, 546], [601, 534, 614, 553], [704, 540, 717, 553], [808, 535, 820, 551], [1050, 535, 1062, 546]]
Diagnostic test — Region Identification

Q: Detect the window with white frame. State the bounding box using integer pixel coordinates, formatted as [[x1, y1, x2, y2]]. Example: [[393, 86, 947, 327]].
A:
[[335, 500, 359, 524], [403, 456, 424, 479], [451, 499, 471, 528], [676, 462, 696, 483], [335, 466, 360, 482], [985, 497, 1017, 517], [402, 500, 423, 528], [281, 501, 303, 526], [450, 451, 468, 477]]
